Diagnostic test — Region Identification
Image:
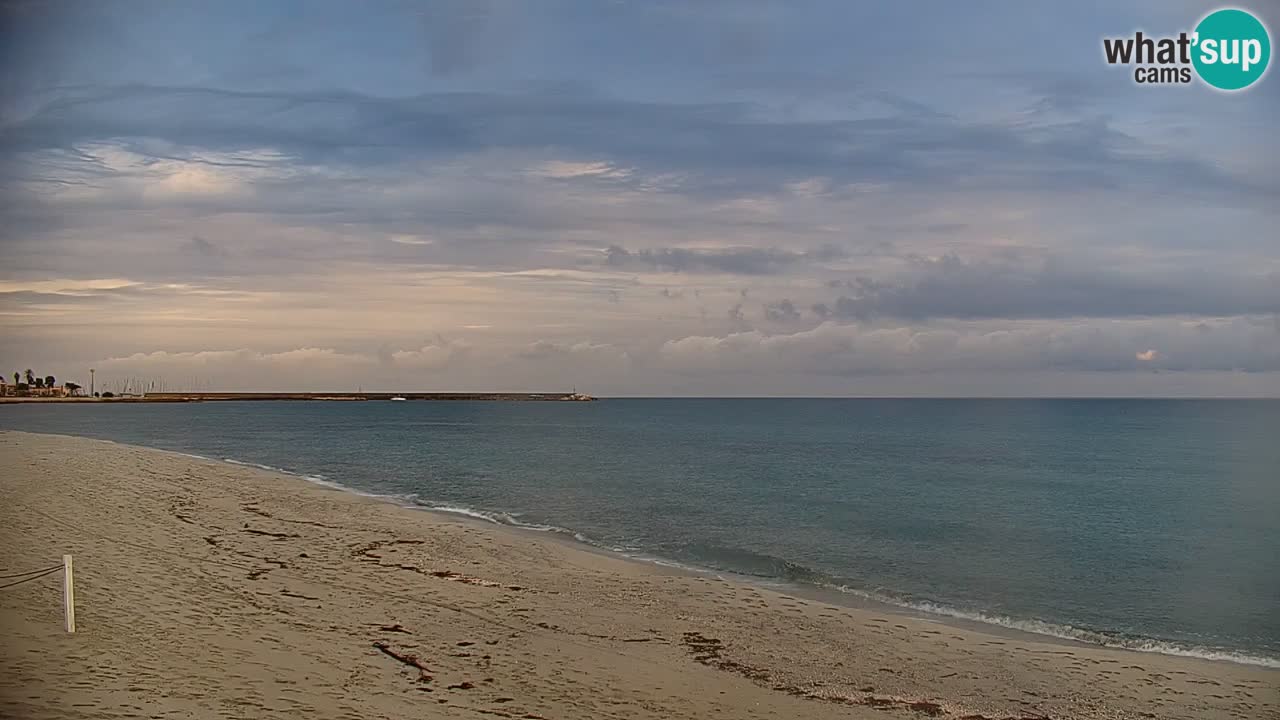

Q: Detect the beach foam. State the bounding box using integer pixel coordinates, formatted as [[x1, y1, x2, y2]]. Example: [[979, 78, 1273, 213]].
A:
[[852, 595, 1280, 669]]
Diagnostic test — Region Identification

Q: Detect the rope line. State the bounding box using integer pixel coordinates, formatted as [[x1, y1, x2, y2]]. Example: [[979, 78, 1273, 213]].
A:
[[0, 565, 62, 590], [0, 564, 64, 580]]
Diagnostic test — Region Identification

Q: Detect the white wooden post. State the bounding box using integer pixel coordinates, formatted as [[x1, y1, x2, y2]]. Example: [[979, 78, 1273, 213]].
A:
[[62, 554, 76, 633]]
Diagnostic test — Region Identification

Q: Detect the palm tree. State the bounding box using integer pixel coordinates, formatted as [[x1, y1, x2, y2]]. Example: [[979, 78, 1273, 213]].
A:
[[11, 372, 18, 386], [45, 375, 55, 388], [65, 382, 81, 396], [24, 369, 34, 385]]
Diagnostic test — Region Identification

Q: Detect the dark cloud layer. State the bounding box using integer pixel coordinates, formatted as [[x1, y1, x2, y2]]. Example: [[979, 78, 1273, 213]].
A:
[[4, 82, 1271, 206], [1, 1, 1277, 395], [819, 255, 1280, 321]]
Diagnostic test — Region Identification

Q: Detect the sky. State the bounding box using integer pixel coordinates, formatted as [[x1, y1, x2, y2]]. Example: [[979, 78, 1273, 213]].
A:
[[1, 0, 1277, 396]]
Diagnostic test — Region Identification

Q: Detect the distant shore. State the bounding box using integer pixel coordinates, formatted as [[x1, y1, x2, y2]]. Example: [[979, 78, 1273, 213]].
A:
[[1, 430, 1274, 719], [0, 391, 596, 404]]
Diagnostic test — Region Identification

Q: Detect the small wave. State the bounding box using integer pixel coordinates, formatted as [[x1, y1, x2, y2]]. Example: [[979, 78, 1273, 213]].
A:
[[631, 544, 1280, 668], [300, 474, 402, 500], [682, 544, 834, 585], [640, 545, 1280, 669], [820, 588, 1280, 668], [426, 503, 515, 525], [223, 458, 290, 473], [421, 502, 597, 545], [634, 555, 716, 574], [221, 456, 417, 505]]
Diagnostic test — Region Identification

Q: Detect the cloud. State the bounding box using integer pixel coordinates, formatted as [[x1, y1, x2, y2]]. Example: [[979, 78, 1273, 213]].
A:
[[90, 342, 474, 390], [81, 337, 632, 392], [763, 298, 801, 322], [389, 235, 432, 246], [659, 317, 1280, 376], [518, 340, 629, 364], [94, 348, 377, 388], [145, 162, 238, 197], [533, 160, 632, 180], [416, 0, 517, 75], [604, 244, 844, 275], [0, 278, 140, 295], [5, 80, 1265, 210], [1, 1, 1275, 397], [819, 254, 1280, 321], [184, 236, 227, 257], [390, 339, 471, 370]]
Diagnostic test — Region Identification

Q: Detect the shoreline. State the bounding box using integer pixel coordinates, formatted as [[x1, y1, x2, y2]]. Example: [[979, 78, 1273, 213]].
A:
[[13, 429, 1280, 671], [121, 438, 1280, 670], [410, 503, 1280, 670], [2, 430, 1275, 719]]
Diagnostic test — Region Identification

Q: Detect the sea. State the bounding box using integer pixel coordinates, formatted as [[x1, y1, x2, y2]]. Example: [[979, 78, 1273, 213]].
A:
[[2, 398, 1277, 667]]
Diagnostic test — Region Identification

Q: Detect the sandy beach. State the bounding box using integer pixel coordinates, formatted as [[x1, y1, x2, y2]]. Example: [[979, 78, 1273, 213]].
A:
[[0, 430, 1274, 720]]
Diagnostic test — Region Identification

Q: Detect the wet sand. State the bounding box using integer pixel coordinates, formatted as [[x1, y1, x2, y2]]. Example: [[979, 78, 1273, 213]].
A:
[[0, 431, 1275, 719]]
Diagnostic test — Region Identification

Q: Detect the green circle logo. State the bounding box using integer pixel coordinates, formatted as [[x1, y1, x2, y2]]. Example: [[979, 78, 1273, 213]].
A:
[[1192, 8, 1271, 90]]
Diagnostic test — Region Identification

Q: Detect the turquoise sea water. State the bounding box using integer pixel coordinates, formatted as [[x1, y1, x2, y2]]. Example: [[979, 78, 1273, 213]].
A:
[[3, 399, 1277, 666]]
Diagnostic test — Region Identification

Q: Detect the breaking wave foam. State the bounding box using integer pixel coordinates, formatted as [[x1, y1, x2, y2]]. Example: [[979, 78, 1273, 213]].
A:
[[423, 503, 595, 545], [819, 587, 1280, 668]]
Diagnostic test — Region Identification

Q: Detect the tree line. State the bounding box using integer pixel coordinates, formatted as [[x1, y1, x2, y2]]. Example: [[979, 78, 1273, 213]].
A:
[[4, 369, 82, 396]]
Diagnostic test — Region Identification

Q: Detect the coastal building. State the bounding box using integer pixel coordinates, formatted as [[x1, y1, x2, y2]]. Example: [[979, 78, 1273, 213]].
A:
[[0, 381, 75, 398]]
